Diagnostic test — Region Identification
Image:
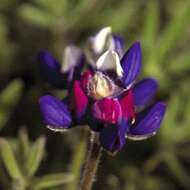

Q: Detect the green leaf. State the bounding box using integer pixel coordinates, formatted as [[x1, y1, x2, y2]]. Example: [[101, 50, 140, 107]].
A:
[[184, 92, 190, 128], [142, 0, 159, 48], [18, 127, 30, 160], [0, 138, 23, 179], [0, 79, 23, 109], [0, 15, 17, 73], [31, 173, 74, 189], [142, 175, 175, 190], [158, 2, 190, 62], [18, 4, 57, 28], [159, 92, 182, 144], [103, 1, 139, 33], [26, 136, 46, 177], [35, 0, 68, 17], [169, 50, 190, 73], [164, 152, 190, 189], [0, 112, 8, 130], [0, 79, 23, 130]]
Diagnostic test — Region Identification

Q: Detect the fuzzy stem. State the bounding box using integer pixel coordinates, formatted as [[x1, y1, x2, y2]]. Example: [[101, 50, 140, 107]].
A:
[[12, 179, 26, 190], [79, 132, 102, 190]]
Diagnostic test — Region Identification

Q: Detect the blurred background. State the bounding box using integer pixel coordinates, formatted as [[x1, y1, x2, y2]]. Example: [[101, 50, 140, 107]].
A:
[[0, 0, 190, 189]]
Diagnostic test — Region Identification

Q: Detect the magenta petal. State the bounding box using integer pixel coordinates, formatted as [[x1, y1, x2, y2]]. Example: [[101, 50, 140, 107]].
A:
[[119, 90, 135, 121], [129, 102, 166, 135], [121, 42, 142, 87], [39, 95, 72, 129], [72, 81, 88, 121], [133, 78, 158, 107], [92, 98, 122, 124], [80, 70, 93, 91]]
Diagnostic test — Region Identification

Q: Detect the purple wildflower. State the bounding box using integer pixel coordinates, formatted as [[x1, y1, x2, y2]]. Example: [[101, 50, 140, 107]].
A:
[[39, 28, 166, 153]]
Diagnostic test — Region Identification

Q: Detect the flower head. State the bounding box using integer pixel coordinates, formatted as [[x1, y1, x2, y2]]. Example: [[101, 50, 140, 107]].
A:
[[39, 27, 166, 154]]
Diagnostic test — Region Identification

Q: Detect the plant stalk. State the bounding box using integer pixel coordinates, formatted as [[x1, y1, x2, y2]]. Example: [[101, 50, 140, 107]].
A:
[[79, 132, 102, 190]]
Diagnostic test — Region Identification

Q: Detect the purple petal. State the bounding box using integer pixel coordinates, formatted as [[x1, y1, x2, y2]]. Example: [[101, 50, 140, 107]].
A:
[[39, 51, 66, 88], [39, 95, 72, 131], [92, 98, 122, 124], [133, 78, 158, 107], [100, 122, 129, 152], [119, 90, 135, 121], [113, 35, 124, 58], [129, 102, 166, 135], [72, 81, 88, 121], [121, 42, 142, 87]]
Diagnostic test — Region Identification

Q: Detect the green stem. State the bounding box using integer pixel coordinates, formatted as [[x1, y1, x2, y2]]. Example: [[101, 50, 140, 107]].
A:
[[164, 151, 190, 189], [12, 179, 26, 190], [79, 132, 102, 190], [0, 163, 10, 189]]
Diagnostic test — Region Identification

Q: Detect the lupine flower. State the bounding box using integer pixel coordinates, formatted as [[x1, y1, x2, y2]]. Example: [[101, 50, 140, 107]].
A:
[[39, 28, 166, 153]]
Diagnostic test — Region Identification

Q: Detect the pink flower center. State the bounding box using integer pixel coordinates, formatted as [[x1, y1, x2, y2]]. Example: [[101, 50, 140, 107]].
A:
[[119, 90, 136, 124], [93, 98, 122, 124]]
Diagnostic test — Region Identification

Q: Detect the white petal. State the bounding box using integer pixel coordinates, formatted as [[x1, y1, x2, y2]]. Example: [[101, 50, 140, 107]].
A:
[[92, 27, 112, 54], [46, 125, 68, 132], [96, 50, 123, 77], [125, 132, 157, 141], [61, 45, 82, 73]]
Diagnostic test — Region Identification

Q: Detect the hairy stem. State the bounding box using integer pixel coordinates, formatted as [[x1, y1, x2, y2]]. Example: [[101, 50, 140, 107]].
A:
[[79, 132, 102, 190], [12, 179, 26, 190]]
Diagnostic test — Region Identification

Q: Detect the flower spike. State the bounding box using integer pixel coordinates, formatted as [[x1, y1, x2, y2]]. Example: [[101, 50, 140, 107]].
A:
[[39, 27, 166, 154]]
